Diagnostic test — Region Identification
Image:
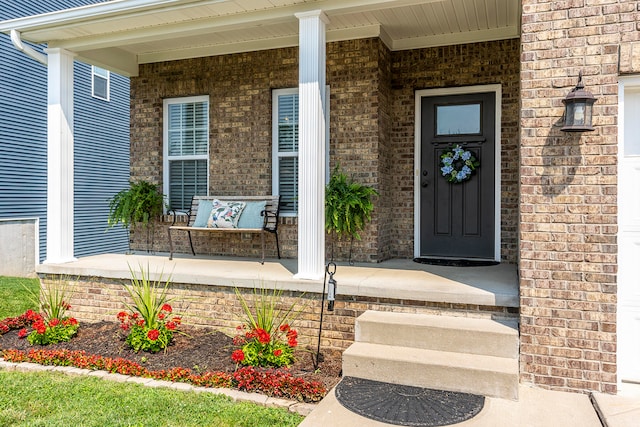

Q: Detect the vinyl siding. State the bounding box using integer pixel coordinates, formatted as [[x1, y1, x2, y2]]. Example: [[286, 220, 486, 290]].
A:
[[74, 63, 130, 256], [0, 0, 129, 262]]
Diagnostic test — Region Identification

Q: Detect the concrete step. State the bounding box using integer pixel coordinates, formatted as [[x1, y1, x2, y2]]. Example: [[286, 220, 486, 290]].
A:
[[355, 311, 518, 359], [342, 342, 519, 400]]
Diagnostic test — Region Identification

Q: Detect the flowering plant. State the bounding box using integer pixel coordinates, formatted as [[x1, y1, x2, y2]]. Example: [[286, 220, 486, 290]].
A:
[[231, 286, 304, 368], [117, 264, 181, 353], [2, 349, 327, 402], [18, 278, 80, 345], [117, 304, 181, 353], [440, 145, 480, 183], [23, 308, 79, 345], [232, 323, 298, 368]]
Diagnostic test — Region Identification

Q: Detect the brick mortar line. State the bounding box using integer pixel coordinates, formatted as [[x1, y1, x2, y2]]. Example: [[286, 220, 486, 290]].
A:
[[0, 359, 316, 417]]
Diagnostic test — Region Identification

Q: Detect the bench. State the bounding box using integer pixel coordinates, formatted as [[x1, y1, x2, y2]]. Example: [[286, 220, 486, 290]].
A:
[[167, 195, 281, 263]]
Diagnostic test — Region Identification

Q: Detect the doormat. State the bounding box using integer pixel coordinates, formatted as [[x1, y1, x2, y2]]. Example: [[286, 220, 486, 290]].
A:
[[413, 258, 499, 267], [335, 376, 485, 427]]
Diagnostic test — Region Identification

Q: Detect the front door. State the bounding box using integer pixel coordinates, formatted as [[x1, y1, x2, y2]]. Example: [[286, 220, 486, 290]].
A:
[[419, 91, 496, 259], [619, 80, 640, 383]]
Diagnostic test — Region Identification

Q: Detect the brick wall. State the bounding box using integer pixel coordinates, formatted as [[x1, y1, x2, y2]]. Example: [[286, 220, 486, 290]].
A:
[[48, 275, 517, 353], [130, 37, 521, 263], [518, 0, 638, 394]]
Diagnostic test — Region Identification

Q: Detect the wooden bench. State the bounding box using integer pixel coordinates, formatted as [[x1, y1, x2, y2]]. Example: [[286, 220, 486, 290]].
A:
[[167, 195, 281, 263]]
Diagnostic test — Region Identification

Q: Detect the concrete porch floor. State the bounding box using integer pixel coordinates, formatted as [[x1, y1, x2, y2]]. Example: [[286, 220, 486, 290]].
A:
[[36, 253, 519, 309]]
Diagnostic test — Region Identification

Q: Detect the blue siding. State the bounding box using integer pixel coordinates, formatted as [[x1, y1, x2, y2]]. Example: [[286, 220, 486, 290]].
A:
[[0, 0, 129, 261], [74, 63, 130, 256]]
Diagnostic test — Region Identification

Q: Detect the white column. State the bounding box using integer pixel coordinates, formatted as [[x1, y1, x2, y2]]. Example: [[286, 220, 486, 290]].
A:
[[44, 48, 77, 264], [295, 10, 328, 280]]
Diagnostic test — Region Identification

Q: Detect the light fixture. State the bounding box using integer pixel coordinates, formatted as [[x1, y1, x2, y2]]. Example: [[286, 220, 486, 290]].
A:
[[561, 71, 596, 132]]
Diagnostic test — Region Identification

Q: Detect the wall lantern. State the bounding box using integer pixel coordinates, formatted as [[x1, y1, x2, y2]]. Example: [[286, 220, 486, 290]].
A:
[[561, 72, 597, 132]]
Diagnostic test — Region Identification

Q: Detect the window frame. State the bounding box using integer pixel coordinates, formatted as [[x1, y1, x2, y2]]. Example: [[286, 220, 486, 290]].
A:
[[91, 66, 110, 101], [162, 95, 210, 211], [272, 87, 329, 217]]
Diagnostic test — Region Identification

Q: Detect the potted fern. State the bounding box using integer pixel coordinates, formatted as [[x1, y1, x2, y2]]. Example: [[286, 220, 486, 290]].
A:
[[107, 180, 165, 252], [325, 165, 378, 263]]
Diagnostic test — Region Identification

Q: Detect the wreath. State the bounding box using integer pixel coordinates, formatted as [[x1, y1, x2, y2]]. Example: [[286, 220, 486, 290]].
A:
[[440, 145, 480, 184]]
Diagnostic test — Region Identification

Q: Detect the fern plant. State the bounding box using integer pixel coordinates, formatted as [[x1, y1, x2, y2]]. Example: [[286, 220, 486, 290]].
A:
[[325, 165, 378, 241], [107, 180, 165, 229]]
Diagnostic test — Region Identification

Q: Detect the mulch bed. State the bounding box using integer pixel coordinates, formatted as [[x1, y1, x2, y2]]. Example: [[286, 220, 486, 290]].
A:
[[0, 321, 343, 392]]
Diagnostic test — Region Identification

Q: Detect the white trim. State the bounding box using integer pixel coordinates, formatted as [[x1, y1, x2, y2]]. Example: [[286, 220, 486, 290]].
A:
[[272, 87, 300, 218], [414, 84, 502, 261], [162, 95, 210, 210], [91, 65, 110, 101], [617, 75, 640, 385]]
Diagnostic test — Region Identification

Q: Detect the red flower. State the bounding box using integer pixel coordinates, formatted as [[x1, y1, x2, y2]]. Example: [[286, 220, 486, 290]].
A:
[[172, 316, 181, 325], [161, 304, 172, 313], [68, 318, 78, 325], [273, 349, 282, 357], [158, 313, 166, 320], [166, 322, 176, 331], [255, 328, 270, 344], [279, 324, 290, 332], [288, 338, 298, 348], [232, 349, 245, 362], [147, 329, 160, 341], [61, 301, 71, 310], [286, 329, 298, 339], [33, 320, 46, 335], [117, 311, 127, 321], [137, 319, 145, 327], [49, 318, 60, 327], [18, 328, 28, 339]]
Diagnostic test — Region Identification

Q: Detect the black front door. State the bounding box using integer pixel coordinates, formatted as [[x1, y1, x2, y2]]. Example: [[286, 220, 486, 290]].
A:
[[420, 92, 496, 259]]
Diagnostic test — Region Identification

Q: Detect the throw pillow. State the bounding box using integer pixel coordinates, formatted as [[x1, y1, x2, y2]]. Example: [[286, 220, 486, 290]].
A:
[[237, 201, 267, 229], [207, 200, 246, 228], [192, 199, 213, 227]]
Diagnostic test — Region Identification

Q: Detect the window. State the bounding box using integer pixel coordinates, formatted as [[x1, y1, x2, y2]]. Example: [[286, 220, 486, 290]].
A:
[[436, 103, 481, 135], [91, 66, 110, 101], [272, 88, 329, 216], [163, 96, 209, 210]]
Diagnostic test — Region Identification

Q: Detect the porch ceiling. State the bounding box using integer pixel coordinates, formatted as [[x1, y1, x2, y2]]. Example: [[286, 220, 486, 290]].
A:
[[0, 0, 520, 77]]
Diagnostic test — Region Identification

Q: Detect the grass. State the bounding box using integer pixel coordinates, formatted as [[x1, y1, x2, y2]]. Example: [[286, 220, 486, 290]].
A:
[[0, 276, 39, 319], [0, 371, 304, 427]]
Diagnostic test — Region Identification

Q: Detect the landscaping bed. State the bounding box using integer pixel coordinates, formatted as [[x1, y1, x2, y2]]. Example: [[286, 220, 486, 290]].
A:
[[0, 320, 342, 401]]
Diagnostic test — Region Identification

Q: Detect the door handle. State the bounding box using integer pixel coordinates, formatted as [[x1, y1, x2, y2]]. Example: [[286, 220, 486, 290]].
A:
[[421, 180, 429, 187]]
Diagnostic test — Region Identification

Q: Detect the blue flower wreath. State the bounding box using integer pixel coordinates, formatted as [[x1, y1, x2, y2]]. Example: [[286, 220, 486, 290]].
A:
[[440, 145, 480, 184]]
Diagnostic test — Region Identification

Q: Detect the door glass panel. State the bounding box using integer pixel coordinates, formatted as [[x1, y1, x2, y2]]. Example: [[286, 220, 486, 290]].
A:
[[436, 103, 481, 135]]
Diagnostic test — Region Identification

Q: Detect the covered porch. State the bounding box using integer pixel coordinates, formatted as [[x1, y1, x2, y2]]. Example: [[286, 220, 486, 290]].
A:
[[36, 253, 519, 350]]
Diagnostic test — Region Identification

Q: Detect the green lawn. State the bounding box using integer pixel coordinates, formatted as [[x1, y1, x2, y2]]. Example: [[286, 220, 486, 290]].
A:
[[0, 371, 304, 427], [0, 276, 39, 319]]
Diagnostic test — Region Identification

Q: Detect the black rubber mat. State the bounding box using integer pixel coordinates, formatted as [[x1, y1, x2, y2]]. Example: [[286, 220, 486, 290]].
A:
[[335, 377, 485, 427], [413, 258, 499, 267]]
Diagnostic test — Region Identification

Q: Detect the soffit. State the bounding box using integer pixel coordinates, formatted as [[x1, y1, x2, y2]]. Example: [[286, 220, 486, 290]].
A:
[[0, 0, 520, 76]]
